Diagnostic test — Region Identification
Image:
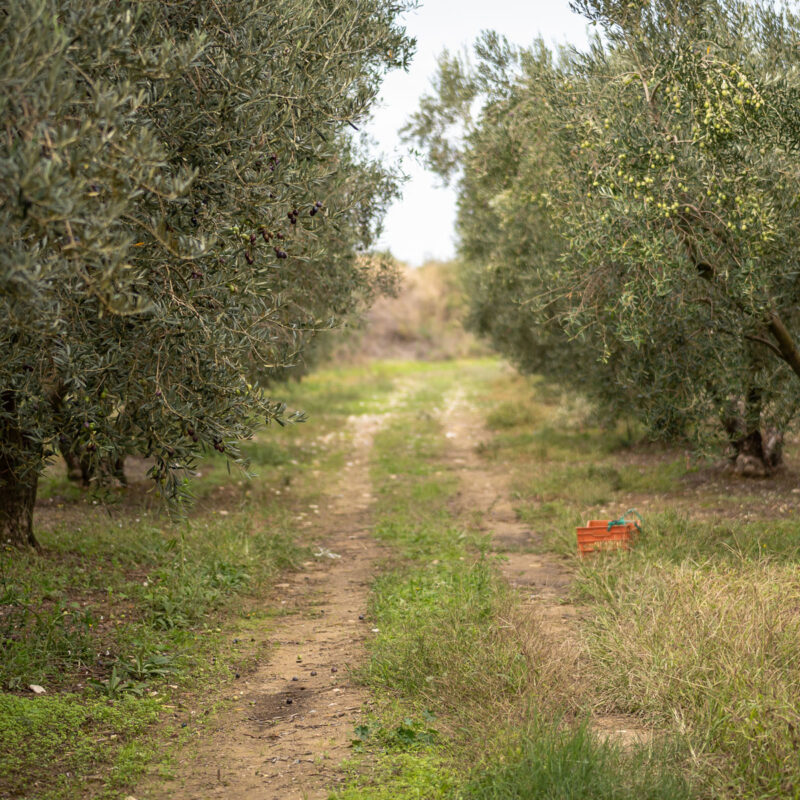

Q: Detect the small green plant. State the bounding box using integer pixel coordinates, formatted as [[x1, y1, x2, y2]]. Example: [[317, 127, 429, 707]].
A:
[[88, 665, 145, 698], [122, 650, 178, 682], [352, 714, 438, 752]]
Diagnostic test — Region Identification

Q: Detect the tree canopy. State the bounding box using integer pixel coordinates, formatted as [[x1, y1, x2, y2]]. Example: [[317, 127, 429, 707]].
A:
[[1, 0, 414, 546], [405, 0, 800, 472]]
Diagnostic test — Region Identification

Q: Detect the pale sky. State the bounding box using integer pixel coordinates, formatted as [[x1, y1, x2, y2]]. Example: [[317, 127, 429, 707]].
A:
[[366, 1, 590, 266]]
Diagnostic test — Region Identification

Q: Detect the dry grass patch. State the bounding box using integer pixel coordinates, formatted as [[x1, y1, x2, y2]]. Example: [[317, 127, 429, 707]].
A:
[[581, 557, 800, 797]]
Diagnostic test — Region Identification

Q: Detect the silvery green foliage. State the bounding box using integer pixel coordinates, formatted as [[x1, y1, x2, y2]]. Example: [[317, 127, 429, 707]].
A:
[[407, 2, 800, 462], [0, 0, 413, 541]]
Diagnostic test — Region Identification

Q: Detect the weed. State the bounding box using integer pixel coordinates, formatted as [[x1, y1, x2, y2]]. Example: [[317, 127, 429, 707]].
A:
[[332, 751, 460, 800], [352, 714, 438, 751]]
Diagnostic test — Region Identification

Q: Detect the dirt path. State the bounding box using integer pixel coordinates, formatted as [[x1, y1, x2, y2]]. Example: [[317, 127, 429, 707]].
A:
[[142, 374, 646, 800], [144, 413, 387, 800], [439, 388, 649, 745], [440, 389, 575, 631]]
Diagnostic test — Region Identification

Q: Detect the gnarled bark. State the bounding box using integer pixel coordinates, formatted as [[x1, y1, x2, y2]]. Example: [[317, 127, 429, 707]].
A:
[[0, 459, 38, 549], [62, 447, 127, 487], [0, 393, 39, 548], [722, 389, 783, 477]]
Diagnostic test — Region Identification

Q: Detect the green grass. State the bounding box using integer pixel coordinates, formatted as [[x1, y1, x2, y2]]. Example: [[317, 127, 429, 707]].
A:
[[363, 559, 532, 715], [337, 361, 693, 800], [0, 693, 162, 800], [278, 362, 399, 417], [0, 509, 307, 798], [478, 366, 800, 799], [334, 751, 460, 800], [1, 361, 391, 799], [464, 718, 691, 800], [1, 511, 304, 690]]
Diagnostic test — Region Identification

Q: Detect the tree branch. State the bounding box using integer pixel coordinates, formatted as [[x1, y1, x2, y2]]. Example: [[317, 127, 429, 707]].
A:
[[767, 312, 800, 381]]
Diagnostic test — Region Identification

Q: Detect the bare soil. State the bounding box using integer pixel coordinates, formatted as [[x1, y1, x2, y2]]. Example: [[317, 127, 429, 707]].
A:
[[140, 415, 387, 800]]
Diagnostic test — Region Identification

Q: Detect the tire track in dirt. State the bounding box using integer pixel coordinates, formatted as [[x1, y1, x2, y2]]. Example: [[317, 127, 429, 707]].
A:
[[438, 388, 649, 746], [440, 388, 575, 633], [142, 412, 389, 800]]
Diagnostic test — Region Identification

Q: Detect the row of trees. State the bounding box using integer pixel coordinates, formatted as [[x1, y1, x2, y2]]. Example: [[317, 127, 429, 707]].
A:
[[406, 0, 800, 473], [1, 0, 414, 546]]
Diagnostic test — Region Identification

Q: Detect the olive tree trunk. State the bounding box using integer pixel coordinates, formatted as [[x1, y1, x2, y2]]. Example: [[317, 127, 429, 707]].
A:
[[0, 462, 38, 548], [722, 389, 783, 477], [0, 396, 39, 548], [62, 447, 127, 487]]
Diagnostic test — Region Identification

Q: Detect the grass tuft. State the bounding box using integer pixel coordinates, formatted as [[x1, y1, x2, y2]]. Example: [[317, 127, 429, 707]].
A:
[[464, 718, 692, 800], [363, 560, 537, 715]]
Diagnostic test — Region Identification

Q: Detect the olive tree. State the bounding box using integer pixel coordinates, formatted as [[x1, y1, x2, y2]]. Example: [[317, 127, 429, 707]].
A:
[[550, 0, 800, 470], [405, 38, 635, 426], [1, 0, 413, 547], [408, 1, 800, 472]]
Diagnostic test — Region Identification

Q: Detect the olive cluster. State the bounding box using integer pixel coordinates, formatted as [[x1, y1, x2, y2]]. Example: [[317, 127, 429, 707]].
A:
[[240, 198, 324, 265], [272, 229, 288, 258]]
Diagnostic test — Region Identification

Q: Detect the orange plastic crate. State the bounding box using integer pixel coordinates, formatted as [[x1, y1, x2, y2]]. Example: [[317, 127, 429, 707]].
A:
[[576, 519, 637, 557]]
